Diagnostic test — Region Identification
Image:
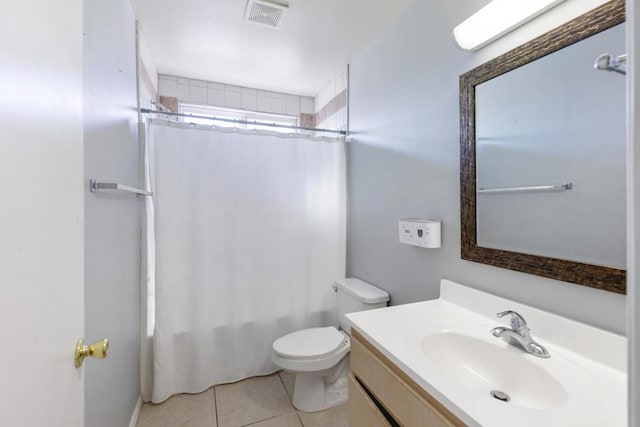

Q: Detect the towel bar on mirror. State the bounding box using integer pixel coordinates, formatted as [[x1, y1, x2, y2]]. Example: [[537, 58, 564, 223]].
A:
[[477, 182, 573, 195]]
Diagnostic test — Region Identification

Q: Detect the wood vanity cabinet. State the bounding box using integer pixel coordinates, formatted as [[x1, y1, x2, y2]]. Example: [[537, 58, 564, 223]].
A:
[[349, 330, 466, 427]]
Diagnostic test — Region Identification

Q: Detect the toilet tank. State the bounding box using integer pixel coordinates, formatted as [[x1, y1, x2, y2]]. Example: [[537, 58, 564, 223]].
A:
[[334, 278, 389, 333]]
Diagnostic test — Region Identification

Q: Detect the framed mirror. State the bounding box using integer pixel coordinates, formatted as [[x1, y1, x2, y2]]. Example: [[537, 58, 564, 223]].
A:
[[460, 0, 626, 294]]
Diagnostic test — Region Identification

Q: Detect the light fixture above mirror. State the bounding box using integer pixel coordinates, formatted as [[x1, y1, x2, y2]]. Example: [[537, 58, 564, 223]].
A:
[[453, 0, 568, 51]]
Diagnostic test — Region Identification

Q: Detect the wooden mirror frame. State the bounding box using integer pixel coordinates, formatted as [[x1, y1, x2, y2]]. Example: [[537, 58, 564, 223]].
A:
[[460, 0, 626, 294]]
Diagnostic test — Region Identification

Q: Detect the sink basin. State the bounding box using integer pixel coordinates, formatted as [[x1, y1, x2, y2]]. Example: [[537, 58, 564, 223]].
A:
[[347, 279, 627, 426], [421, 332, 568, 410]]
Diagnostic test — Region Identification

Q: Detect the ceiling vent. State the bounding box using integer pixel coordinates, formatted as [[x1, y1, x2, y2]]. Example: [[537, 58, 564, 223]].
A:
[[245, 0, 289, 28]]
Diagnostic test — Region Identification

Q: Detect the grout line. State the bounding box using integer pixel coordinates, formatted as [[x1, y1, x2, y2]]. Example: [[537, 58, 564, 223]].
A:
[[276, 371, 295, 402], [213, 386, 219, 427], [276, 372, 305, 427], [222, 373, 298, 427], [276, 371, 287, 394], [240, 411, 297, 427]]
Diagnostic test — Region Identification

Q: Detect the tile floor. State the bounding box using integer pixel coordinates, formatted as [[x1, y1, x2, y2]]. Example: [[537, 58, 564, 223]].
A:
[[136, 371, 348, 427]]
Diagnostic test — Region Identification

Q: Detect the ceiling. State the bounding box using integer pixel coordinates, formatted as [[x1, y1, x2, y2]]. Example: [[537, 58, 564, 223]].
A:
[[130, 0, 413, 96]]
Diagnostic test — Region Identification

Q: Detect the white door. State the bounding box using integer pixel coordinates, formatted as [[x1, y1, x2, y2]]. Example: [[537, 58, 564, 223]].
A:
[[0, 0, 85, 425]]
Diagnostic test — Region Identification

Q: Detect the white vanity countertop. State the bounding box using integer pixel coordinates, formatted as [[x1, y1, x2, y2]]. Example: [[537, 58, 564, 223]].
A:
[[346, 279, 627, 427]]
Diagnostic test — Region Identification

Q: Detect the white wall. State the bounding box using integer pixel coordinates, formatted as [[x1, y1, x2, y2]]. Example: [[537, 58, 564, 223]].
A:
[[138, 24, 159, 111], [139, 25, 159, 101], [83, 0, 141, 426], [0, 0, 85, 425], [347, 0, 626, 333]]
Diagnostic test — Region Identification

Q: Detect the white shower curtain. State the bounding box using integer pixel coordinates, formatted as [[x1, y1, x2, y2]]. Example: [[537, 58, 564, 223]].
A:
[[148, 120, 346, 403]]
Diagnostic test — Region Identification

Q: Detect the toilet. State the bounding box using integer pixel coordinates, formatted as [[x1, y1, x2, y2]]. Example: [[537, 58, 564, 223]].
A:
[[271, 278, 389, 412]]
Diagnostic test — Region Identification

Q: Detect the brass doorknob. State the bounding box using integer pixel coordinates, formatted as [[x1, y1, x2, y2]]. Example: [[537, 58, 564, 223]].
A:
[[75, 338, 109, 368]]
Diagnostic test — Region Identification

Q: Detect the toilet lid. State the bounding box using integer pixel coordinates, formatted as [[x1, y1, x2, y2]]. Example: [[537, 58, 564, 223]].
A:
[[273, 327, 347, 360]]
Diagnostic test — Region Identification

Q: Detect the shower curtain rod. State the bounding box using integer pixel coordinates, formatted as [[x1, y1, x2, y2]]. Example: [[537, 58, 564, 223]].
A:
[[140, 108, 347, 135]]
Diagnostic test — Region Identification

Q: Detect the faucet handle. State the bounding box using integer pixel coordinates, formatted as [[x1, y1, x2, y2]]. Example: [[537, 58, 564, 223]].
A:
[[496, 310, 529, 333]]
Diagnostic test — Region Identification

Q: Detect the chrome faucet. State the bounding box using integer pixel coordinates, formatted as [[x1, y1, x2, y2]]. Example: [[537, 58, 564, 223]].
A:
[[490, 310, 550, 358]]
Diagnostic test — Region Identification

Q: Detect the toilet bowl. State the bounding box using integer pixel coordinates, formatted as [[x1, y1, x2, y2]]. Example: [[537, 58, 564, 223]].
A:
[[271, 278, 389, 412]]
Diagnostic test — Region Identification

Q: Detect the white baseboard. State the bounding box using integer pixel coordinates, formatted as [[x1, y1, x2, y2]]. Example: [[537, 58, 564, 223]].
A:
[[129, 396, 143, 427]]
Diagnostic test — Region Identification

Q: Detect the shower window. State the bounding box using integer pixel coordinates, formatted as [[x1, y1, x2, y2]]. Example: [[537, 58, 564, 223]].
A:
[[179, 104, 299, 133]]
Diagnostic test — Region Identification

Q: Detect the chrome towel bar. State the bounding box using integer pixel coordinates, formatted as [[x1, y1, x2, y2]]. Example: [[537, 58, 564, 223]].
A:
[[89, 179, 153, 197], [477, 182, 573, 195]]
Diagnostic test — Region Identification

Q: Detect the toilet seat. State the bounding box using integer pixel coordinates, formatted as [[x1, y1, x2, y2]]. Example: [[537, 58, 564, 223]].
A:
[[270, 278, 389, 412], [271, 326, 350, 373], [273, 327, 347, 360]]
